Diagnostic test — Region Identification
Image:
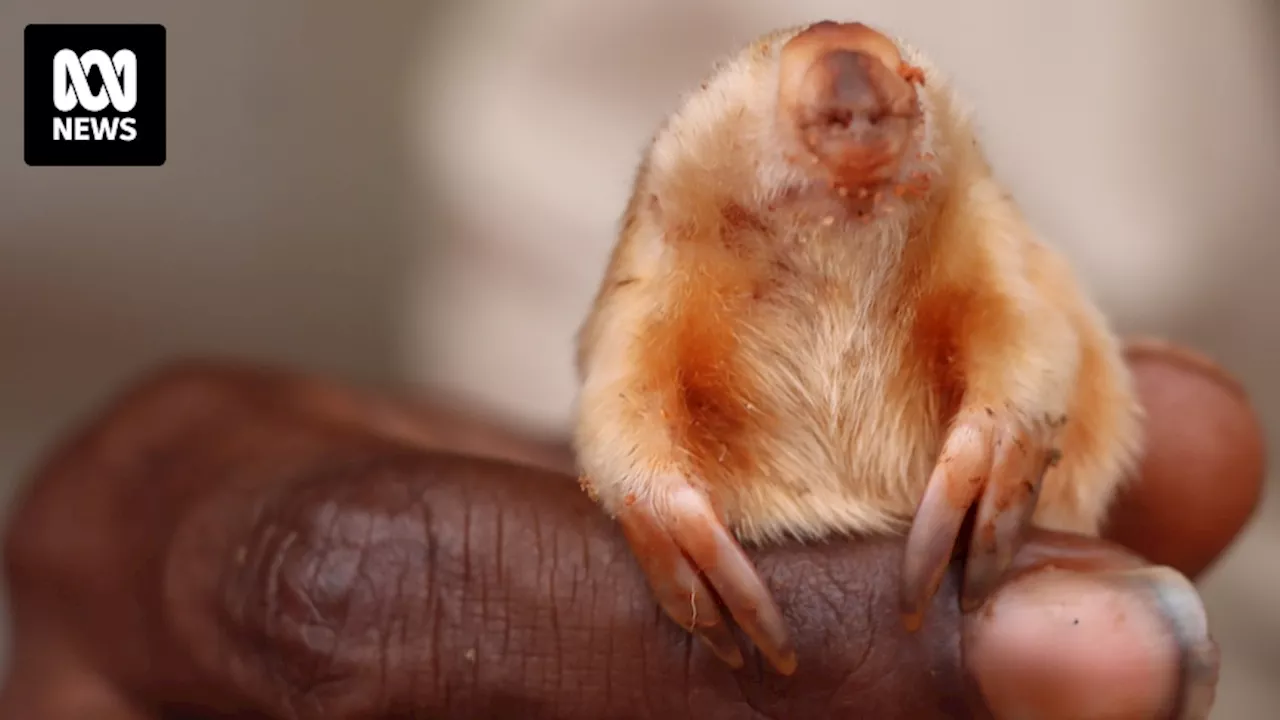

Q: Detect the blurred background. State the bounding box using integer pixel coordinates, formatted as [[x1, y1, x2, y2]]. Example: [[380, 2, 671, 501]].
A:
[[1, 0, 1277, 715]]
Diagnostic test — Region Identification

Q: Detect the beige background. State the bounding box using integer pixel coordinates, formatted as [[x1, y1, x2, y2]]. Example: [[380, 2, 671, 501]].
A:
[[1, 0, 1277, 716]]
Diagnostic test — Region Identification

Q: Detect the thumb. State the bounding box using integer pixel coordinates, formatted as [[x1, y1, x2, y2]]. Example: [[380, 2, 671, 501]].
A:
[[965, 532, 1218, 720]]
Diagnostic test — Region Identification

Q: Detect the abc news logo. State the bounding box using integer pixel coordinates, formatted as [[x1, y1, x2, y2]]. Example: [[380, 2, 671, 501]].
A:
[[25, 24, 166, 166], [54, 49, 139, 142]]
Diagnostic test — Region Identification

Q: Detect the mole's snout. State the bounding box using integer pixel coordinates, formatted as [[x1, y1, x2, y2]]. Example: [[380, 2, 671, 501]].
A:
[[778, 22, 922, 190]]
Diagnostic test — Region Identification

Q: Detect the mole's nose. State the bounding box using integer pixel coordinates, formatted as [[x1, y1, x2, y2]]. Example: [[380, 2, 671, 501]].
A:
[[797, 48, 903, 126], [778, 22, 921, 187]]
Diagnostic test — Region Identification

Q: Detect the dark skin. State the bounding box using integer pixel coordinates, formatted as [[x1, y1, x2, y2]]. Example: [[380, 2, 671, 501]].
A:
[[0, 339, 1264, 720]]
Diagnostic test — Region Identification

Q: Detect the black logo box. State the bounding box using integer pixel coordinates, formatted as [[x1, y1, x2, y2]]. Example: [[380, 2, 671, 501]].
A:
[[24, 24, 166, 167]]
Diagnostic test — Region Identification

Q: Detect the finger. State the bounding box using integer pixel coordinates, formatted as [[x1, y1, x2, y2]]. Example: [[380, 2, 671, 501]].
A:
[[901, 412, 995, 630], [617, 497, 745, 668], [0, 630, 149, 720], [9, 357, 1243, 719], [1106, 338, 1266, 578], [666, 487, 797, 675], [962, 427, 1046, 612], [965, 551, 1218, 720]]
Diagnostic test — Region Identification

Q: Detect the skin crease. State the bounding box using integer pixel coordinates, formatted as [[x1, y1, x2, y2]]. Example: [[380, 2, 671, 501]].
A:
[[0, 341, 1263, 720]]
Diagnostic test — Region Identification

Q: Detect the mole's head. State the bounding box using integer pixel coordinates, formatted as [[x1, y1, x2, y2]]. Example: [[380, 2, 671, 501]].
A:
[[776, 21, 929, 197], [643, 21, 969, 224]]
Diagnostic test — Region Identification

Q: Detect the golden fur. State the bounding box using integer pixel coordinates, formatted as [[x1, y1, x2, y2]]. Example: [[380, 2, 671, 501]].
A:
[[573, 24, 1144, 546]]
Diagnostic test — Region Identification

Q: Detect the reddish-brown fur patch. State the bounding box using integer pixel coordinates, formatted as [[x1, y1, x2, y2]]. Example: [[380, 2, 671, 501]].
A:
[[721, 202, 769, 236], [895, 226, 1017, 429], [908, 285, 968, 424], [636, 217, 774, 489]]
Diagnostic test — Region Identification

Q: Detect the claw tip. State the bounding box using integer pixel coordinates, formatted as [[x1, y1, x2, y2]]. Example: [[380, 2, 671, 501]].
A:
[[696, 633, 745, 670], [773, 650, 799, 676], [900, 609, 924, 633]]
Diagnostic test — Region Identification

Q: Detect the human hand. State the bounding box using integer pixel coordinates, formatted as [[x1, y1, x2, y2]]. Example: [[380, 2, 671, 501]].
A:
[[0, 339, 1263, 719]]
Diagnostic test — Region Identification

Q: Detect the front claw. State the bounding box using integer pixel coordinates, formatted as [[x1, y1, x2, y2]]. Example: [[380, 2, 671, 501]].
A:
[[901, 407, 1055, 629], [615, 483, 797, 675]]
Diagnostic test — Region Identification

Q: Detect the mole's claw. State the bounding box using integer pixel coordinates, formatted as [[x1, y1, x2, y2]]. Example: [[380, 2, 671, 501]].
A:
[[962, 428, 1051, 612], [617, 482, 795, 675], [901, 410, 995, 629], [903, 407, 1056, 627]]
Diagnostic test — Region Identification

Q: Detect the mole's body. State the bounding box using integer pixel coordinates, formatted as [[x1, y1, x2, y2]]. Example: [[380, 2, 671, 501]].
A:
[[572, 21, 1143, 674]]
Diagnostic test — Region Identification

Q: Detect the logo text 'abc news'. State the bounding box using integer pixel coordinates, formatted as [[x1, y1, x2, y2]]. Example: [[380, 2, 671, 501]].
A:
[[25, 24, 166, 166]]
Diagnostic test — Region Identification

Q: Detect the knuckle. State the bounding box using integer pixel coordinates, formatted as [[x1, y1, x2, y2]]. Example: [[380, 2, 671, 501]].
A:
[[219, 456, 437, 715], [212, 453, 705, 717]]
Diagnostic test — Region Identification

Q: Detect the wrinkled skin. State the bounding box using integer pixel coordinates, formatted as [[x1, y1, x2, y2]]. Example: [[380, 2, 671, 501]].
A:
[[0, 339, 1264, 719]]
